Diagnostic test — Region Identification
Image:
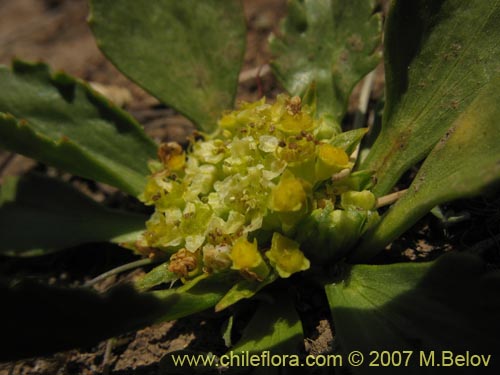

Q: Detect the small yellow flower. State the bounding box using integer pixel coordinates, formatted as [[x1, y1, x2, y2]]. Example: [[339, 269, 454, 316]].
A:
[[141, 175, 163, 204], [273, 96, 315, 134], [317, 143, 349, 167], [315, 143, 350, 181], [271, 171, 307, 212], [279, 111, 314, 133], [265, 233, 310, 278], [230, 237, 269, 280], [218, 111, 238, 129]]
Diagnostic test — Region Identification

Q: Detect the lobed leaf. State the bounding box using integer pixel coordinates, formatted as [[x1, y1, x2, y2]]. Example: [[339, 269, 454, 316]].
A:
[[352, 79, 500, 261], [0, 61, 157, 196], [360, 0, 500, 196], [270, 0, 381, 123], [325, 252, 500, 374], [89, 0, 246, 133], [0, 174, 148, 256]]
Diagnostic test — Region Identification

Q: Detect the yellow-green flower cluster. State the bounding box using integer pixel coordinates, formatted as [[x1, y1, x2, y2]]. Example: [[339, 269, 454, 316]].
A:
[[139, 95, 378, 282]]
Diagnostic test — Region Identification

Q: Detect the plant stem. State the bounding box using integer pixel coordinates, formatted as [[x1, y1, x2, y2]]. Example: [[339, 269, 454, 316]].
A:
[[84, 258, 155, 288], [102, 337, 116, 375], [331, 168, 351, 182], [376, 189, 408, 208]]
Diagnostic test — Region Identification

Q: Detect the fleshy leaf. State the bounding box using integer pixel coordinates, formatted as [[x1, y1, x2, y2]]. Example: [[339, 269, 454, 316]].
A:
[[231, 293, 304, 354], [352, 79, 500, 261], [0, 61, 157, 196], [325, 252, 500, 374], [360, 0, 500, 196], [89, 0, 246, 133], [270, 0, 381, 123], [0, 174, 148, 256]]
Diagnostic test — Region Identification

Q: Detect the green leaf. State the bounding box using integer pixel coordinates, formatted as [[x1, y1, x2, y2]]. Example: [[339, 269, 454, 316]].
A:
[[330, 127, 368, 155], [0, 174, 148, 256], [360, 0, 500, 196], [270, 0, 381, 123], [89, 0, 246, 133], [152, 275, 230, 321], [215, 273, 277, 312], [0, 61, 157, 196], [231, 292, 304, 354], [325, 252, 500, 374], [352, 79, 500, 261], [135, 262, 178, 292], [0, 280, 170, 361]]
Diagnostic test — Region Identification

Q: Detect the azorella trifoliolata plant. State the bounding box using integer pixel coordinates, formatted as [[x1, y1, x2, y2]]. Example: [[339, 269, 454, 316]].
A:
[[2, 0, 500, 364], [138, 95, 378, 292]]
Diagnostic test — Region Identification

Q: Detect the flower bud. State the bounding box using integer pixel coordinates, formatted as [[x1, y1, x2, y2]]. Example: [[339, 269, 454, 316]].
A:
[[341, 190, 377, 210]]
